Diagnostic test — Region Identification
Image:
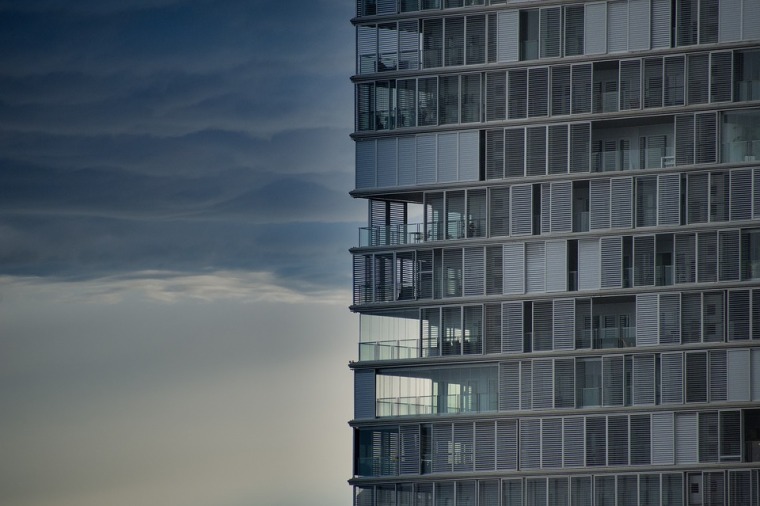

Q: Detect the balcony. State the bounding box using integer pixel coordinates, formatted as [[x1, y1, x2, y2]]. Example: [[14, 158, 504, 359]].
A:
[[376, 392, 498, 417], [358, 219, 485, 247], [737, 80, 760, 101], [579, 387, 601, 407], [591, 146, 675, 172], [359, 339, 422, 361], [656, 265, 673, 286], [593, 327, 636, 349]]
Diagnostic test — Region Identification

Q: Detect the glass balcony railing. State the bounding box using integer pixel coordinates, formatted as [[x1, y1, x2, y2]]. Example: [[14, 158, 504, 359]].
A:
[[722, 140, 760, 163], [376, 392, 498, 417], [591, 146, 674, 172], [656, 265, 673, 286], [593, 327, 636, 349], [573, 211, 589, 232], [356, 457, 398, 477], [579, 387, 601, 407], [359, 339, 422, 361], [736, 80, 760, 101], [358, 219, 486, 247]]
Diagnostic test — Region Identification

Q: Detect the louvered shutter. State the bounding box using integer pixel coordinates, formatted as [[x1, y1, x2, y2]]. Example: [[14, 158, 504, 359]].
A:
[[697, 231, 718, 283], [416, 134, 437, 184], [400, 425, 421, 475], [437, 133, 457, 183], [620, 59, 642, 110], [571, 65, 593, 114], [710, 51, 732, 103], [502, 302, 523, 354], [485, 129, 504, 180], [496, 419, 518, 470], [444, 17, 464, 67], [610, 177, 633, 229], [730, 169, 752, 221], [687, 172, 708, 223], [550, 182, 572, 232], [474, 421, 496, 471], [436, 483, 455, 505], [554, 358, 575, 408], [500, 361, 520, 410], [681, 292, 702, 344], [398, 137, 416, 186], [505, 128, 525, 178], [432, 423, 452, 473], [600, 236, 622, 289], [533, 359, 554, 408], [719, 229, 740, 281], [564, 417, 585, 467], [548, 125, 569, 175], [485, 303, 501, 354], [728, 289, 751, 340], [686, 352, 708, 403], [528, 67, 549, 118], [634, 235, 655, 287], [542, 183, 551, 236], [520, 418, 541, 469], [603, 355, 624, 406], [508, 69, 527, 119], [636, 293, 659, 346], [675, 233, 696, 283], [356, 140, 376, 189], [630, 414, 651, 465], [485, 249, 503, 299], [651, 0, 671, 47], [503, 245, 525, 293], [552, 299, 574, 350], [584, 2, 607, 55], [586, 416, 607, 467], [675, 412, 698, 463], [377, 138, 398, 188], [687, 53, 709, 105], [699, 412, 719, 462], [533, 301, 553, 351], [353, 254, 370, 304], [626, 0, 649, 50], [539, 7, 561, 59], [703, 291, 725, 343], [569, 122, 591, 172], [607, 415, 629, 466], [399, 20, 419, 71], [497, 10, 519, 62], [552, 66, 571, 116], [542, 418, 563, 469], [753, 349, 760, 401], [662, 352, 684, 404], [511, 185, 532, 236], [486, 72, 507, 122], [719, 0, 741, 42], [464, 247, 485, 297], [526, 127, 547, 177], [489, 187, 510, 237], [480, 481, 500, 506], [354, 369, 376, 419], [754, 289, 760, 339], [651, 412, 675, 464], [675, 114, 694, 166], [659, 293, 681, 344], [726, 349, 750, 401], [578, 238, 600, 290], [633, 354, 656, 405], [710, 171, 729, 222], [546, 240, 568, 292], [607, 1, 628, 52], [644, 57, 664, 108], [453, 422, 474, 472], [744, 0, 760, 40], [695, 112, 717, 164], [458, 131, 479, 182], [589, 179, 611, 230], [658, 174, 681, 226], [664, 56, 685, 106], [521, 360, 533, 410], [525, 242, 546, 293]]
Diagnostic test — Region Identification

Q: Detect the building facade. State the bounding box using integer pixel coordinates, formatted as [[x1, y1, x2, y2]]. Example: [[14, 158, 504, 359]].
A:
[[349, 0, 760, 504]]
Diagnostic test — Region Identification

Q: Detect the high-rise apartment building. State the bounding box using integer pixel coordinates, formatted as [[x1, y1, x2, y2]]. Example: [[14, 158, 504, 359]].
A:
[[349, 1, 760, 504]]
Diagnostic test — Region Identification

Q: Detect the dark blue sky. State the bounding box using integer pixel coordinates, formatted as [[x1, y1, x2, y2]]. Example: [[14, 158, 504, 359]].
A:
[[0, 2, 361, 504]]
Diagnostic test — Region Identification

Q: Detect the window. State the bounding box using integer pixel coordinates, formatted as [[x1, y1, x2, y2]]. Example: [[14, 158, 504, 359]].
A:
[[576, 357, 601, 407], [520, 10, 539, 61]]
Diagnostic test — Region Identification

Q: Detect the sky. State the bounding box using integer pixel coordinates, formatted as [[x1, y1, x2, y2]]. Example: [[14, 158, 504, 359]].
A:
[[0, 1, 363, 505]]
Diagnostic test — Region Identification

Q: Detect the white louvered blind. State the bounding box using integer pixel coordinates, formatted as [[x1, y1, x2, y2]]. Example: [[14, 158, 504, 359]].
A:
[[437, 133, 457, 183], [658, 173, 681, 225], [416, 134, 437, 184], [474, 421, 496, 471], [600, 236, 622, 289], [651, 412, 675, 465], [548, 125, 569, 175], [528, 67, 549, 118], [589, 179, 611, 230], [563, 417, 585, 467], [675, 412, 698, 464], [503, 242, 525, 294], [633, 354, 656, 405], [505, 128, 525, 178], [526, 126, 547, 176], [532, 359, 554, 409], [636, 293, 659, 346], [356, 140, 376, 189], [511, 185, 532, 236], [464, 247, 485, 297], [499, 361, 520, 410], [502, 302, 523, 353], [553, 299, 574, 350], [546, 240, 568, 292], [730, 169, 752, 221], [727, 349, 750, 401], [400, 425, 421, 475], [496, 419, 518, 470], [398, 136, 416, 186], [377, 138, 398, 188], [497, 10, 519, 62], [610, 177, 633, 228], [520, 418, 541, 469], [525, 242, 546, 293], [542, 418, 563, 468], [458, 131, 479, 182], [584, 2, 607, 55], [578, 238, 600, 290]]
